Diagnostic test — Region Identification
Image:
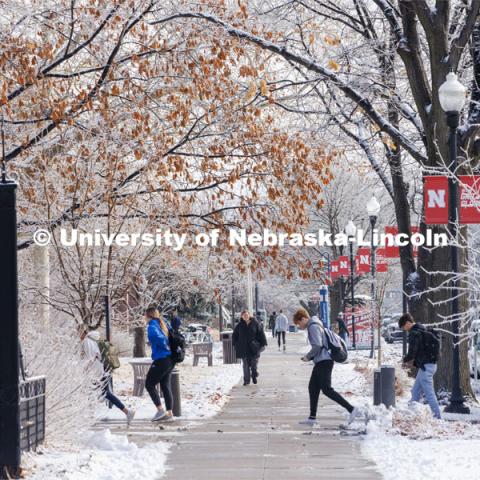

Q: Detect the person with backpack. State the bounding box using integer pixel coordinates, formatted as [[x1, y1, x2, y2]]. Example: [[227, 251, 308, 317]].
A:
[[80, 328, 135, 425], [169, 309, 182, 333], [336, 313, 349, 346], [145, 307, 176, 422], [275, 310, 289, 352], [293, 308, 360, 426], [233, 310, 268, 385], [399, 313, 442, 419]]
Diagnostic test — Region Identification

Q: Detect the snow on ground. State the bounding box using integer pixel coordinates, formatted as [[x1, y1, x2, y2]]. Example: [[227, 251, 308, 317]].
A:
[[26, 342, 241, 479], [335, 343, 480, 480], [24, 430, 169, 480], [98, 342, 242, 422]]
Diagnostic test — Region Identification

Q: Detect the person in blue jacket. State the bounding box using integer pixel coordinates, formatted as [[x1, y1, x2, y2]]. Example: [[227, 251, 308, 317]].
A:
[[145, 306, 174, 422]]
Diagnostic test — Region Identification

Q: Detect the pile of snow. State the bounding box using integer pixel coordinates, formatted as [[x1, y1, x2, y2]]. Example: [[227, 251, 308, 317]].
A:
[[336, 345, 480, 480], [25, 429, 169, 480]]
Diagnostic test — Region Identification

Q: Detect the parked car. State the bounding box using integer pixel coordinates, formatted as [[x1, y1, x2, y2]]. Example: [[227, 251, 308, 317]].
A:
[[384, 323, 405, 344]]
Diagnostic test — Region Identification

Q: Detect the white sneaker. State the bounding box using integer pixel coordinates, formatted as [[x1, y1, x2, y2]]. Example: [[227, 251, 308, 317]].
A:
[[151, 410, 167, 422], [299, 418, 318, 426], [126, 409, 136, 425], [348, 407, 362, 425]]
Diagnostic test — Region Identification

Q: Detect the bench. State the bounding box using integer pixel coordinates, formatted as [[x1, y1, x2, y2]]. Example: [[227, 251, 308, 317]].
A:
[[192, 342, 213, 366]]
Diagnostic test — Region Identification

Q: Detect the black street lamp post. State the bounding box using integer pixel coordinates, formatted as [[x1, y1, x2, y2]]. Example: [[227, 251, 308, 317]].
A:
[[0, 176, 20, 476], [439, 72, 470, 414], [345, 221, 357, 349], [367, 196, 381, 359]]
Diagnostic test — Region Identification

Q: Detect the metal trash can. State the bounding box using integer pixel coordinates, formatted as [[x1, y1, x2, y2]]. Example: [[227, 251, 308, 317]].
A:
[[380, 365, 396, 408], [19, 376, 46, 452], [373, 365, 396, 408], [221, 331, 239, 364]]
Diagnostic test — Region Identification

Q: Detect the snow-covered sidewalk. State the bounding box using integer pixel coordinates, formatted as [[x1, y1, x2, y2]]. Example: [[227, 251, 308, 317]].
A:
[[23, 342, 242, 480]]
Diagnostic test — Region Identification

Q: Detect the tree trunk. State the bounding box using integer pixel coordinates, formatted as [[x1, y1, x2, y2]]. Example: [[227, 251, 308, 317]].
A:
[[133, 326, 146, 358]]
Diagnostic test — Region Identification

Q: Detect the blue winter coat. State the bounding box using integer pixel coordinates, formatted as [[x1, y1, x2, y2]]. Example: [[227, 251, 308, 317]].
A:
[[147, 318, 171, 361]]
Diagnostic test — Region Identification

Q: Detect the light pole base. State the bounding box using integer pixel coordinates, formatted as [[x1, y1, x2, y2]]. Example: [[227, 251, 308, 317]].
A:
[[444, 400, 470, 415]]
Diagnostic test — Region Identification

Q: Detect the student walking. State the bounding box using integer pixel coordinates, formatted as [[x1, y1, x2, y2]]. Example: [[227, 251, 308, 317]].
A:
[[293, 308, 360, 426], [399, 313, 442, 419], [81, 328, 135, 425], [275, 310, 289, 351], [233, 310, 268, 385], [145, 307, 175, 422], [269, 311, 277, 337], [336, 313, 349, 346]]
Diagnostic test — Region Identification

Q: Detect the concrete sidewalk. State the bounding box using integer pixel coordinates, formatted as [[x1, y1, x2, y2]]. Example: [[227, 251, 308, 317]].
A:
[[162, 333, 380, 480]]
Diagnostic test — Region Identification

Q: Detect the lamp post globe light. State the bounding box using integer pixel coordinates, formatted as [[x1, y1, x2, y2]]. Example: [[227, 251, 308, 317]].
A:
[[439, 72, 470, 414], [345, 220, 357, 349], [366, 196, 380, 360]]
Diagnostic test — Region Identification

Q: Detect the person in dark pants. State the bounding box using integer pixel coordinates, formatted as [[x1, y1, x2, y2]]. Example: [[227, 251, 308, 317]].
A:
[[293, 308, 361, 426], [233, 310, 268, 385], [275, 310, 289, 351], [145, 306, 174, 422], [399, 313, 441, 419], [336, 313, 349, 346], [81, 328, 135, 425], [269, 311, 277, 337], [169, 309, 182, 333]]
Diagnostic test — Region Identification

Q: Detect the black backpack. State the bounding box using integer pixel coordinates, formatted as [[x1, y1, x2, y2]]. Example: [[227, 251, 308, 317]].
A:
[[169, 331, 186, 364], [422, 327, 440, 363]]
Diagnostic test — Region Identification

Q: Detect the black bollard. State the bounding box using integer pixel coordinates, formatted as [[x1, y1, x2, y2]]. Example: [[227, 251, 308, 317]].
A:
[[171, 369, 181, 417], [373, 368, 382, 406]]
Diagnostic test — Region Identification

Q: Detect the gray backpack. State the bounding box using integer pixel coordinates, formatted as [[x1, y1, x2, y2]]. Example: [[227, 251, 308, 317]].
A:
[[323, 328, 348, 363]]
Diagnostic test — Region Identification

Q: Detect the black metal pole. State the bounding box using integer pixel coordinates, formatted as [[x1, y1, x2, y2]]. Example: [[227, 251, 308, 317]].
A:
[[0, 180, 20, 477], [444, 111, 469, 414], [254, 282, 259, 319], [349, 241, 356, 349], [370, 216, 377, 358], [402, 288, 408, 357]]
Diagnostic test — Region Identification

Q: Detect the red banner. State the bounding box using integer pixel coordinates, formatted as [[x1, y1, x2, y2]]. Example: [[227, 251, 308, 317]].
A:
[[384, 226, 399, 258], [376, 248, 388, 273], [331, 260, 340, 279], [357, 247, 371, 273], [338, 256, 349, 276], [384, 226, 419, 258], [424, 176, 449, 224], [459, 175, 480, 224]]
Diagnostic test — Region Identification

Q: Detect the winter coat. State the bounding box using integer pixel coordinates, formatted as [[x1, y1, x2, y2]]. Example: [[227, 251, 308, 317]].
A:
[[232, 318, 268, 358], [275, 314, 289, 332], [404, 323, 430, 370], [337, 318, 349, 337], [268, 314, 276, 330], [148, 318, 172, 361], [82, 330, 105, 379], [305, 317, 331, 363]]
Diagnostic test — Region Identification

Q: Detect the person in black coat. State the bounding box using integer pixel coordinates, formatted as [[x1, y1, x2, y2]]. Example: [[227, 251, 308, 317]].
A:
[[233, 310, 268, 385]]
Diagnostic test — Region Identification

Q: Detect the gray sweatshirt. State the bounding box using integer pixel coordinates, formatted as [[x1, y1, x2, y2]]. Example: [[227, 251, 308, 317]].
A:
[[305, 317, 331, 363]]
